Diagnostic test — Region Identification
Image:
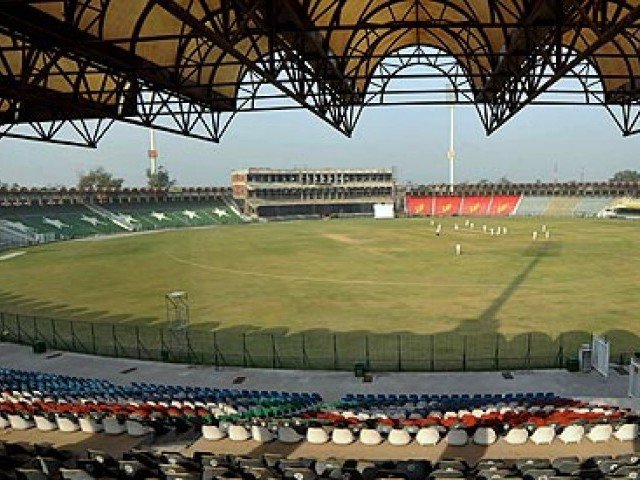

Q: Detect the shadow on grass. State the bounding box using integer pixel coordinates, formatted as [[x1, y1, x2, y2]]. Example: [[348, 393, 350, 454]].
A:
[[0, 240, 639, 370]]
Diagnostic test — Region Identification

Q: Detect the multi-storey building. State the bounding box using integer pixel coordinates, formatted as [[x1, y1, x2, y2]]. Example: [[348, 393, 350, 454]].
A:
[[232, 168, 395, 217]]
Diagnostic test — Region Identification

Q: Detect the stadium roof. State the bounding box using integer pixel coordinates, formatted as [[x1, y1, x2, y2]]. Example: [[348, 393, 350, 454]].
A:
[[1, 0, 640, 147]]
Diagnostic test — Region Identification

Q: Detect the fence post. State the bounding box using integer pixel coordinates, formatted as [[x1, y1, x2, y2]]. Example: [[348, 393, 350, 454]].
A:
[[50, 318, 56, 349], [526, 333, 532, 367], [242, 333, 247, 368], [33, 315, 38, 342], [16, 314, 21, 343], [212, 331, 218, 368], [301, 334, 307, 369], [0, 312, 4, 335], [91, 323, 96, 354], [271, 334, 276, 369], [333, 334, 338, 370], [136, 327, 141, 359], [112, 324, 118, 357], [364, 335, 370, 369], [558, 334, 564, 368], [70, 321, 77, 351], [495, 334, 500, 370], [397, 334, 402, 371], [430, 335, 435, 371], [462, 335, 467, 371]]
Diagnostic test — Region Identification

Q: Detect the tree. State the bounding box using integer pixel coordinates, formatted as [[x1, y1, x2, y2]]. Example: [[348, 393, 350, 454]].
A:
[[146, 165, 176, 189], [498, 175, 511, 184], [611, 170, 640, 182], [78, 167, 124, 190]]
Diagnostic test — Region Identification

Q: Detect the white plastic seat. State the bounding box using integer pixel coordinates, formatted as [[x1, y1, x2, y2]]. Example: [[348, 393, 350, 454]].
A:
[[473, 427, 497, 446], [530, 426, 555, 445], [559, 425, 585, 444], [359, 428, 383, 446], [201, 425, 226, 441], [614, 423, 639, 441], [505, 428, 529, 445], [125, 419, 153, 437], [445, 429, 468, 446], [251, 425, 274, 442], [79, 417, 103, 433], [587, 424, 613, 443], [331, 427, 355, 445], [277, 426, 302, 443], [56, 415, 80, 432], [7, 414, 34, 430], [388, 428, 412, 446], [416, 427, 440, 446], [228, 425, 251, 441], [307, 427, 329, 444], [103, 416, 126, 435], [34, 415, 57, 432]]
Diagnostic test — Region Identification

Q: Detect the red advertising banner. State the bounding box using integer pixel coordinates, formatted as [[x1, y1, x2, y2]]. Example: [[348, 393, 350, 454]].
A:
[[434, 196, 462, 216], [405, 196, 433, 216], [489, 195, 521, 216], [460, 196, 491, 216]]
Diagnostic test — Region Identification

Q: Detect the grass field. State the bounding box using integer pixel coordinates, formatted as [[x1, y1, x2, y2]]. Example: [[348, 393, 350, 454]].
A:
[[1, 217, 639, 342]]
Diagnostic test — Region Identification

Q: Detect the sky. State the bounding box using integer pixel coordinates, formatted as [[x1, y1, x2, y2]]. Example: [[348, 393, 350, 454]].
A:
[[1, 95, 639, 187]]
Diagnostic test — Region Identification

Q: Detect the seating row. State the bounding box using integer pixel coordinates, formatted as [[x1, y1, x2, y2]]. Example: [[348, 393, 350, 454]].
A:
[[202, 422, 639, 445], [4, 443, 640, 480]]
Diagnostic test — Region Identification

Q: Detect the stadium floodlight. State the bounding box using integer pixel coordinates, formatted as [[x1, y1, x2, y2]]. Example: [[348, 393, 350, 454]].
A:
[[148, 128, 159, 176], [447, 86, 457, 194]]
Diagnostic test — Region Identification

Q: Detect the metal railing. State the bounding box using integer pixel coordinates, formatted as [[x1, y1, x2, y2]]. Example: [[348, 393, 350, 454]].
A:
[[0, 312, 637, 371]]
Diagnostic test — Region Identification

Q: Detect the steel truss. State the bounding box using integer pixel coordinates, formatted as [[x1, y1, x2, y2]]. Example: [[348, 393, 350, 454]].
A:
[[1, 0, 640, 147]]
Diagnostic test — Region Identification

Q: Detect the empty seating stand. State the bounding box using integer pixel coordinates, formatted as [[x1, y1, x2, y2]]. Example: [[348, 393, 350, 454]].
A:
[[0, 367, 321, 441], [515, 196, 552, 216], [2, 443, 640, 480], [0, 198, 245, 242], [573, 197, 614, 217]]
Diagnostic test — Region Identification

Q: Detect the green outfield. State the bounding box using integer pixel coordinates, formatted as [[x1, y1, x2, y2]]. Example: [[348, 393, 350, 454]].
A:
[[1, 217, 639, 340]]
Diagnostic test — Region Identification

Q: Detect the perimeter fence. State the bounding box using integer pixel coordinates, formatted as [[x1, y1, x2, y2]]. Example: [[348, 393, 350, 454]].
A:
[[0, 312, 637, 372]]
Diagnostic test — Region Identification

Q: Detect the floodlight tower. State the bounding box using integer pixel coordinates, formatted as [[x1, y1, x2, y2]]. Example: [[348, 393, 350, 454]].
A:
[[447, 88, 456, 194], [148, 128, 158, 175]]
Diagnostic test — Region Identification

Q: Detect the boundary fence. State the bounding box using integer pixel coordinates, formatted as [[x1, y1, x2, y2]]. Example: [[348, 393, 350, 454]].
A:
[[0, 312, 637, 372]]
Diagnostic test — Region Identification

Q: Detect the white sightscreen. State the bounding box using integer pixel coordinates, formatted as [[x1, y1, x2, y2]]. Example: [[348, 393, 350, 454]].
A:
[[374, 203, 394, 219], [591, 335, 610, 378]]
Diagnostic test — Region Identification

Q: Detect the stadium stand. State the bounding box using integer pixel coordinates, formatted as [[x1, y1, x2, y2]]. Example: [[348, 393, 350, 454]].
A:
[[434, 196, 463, 216], [488, 195, 521, 216], [406, 196, 434, 216], [514, 196, 552, 216], [0, 205, 122, 239], [102, 200, 242, 230], [1, 367, 637, 451], [0, 201, 243, 242], [573, 197, 616, 217], [545, 197, 582, 216], [0, 367, 322, 439], [460, 196, 491, 216], [406, 195, 520, 217], [0, 443, 639, 480]]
